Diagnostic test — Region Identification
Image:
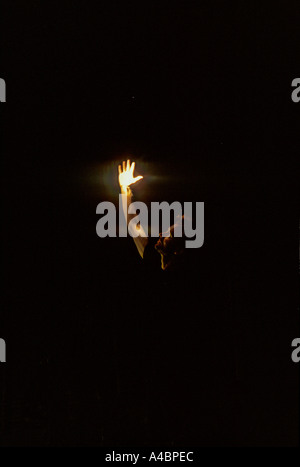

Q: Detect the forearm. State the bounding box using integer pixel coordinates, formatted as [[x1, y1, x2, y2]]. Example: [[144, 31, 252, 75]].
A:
[[133, 234, 148, 259], [120, 185, 148, 258], [120, 185, 133, 226]]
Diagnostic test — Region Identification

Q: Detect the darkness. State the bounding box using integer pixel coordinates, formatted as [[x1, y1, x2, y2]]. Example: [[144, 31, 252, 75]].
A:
[[0, 1, 299, 446]]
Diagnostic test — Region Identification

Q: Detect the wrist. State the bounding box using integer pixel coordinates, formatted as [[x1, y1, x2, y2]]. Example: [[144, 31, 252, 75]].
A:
[[121, 185, 132, 196]]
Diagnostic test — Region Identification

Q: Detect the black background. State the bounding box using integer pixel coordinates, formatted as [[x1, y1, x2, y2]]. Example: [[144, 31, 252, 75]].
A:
[[0, 1, 299, 446]]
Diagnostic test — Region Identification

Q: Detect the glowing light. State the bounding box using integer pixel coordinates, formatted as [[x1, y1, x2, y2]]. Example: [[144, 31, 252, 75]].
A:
[[118, 160, 143, 189]]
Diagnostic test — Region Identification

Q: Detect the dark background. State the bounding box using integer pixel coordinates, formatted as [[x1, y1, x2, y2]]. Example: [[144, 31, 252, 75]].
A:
[[0, 1, 299, 446]]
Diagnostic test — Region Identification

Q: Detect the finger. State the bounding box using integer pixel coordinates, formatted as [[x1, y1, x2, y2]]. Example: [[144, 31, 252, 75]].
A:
[[133, 175, 143, 183], [123, 160, 126, 172], [127, 159, 130, 171], [118, 164, 122, 175], [131, 161, 135, 173]]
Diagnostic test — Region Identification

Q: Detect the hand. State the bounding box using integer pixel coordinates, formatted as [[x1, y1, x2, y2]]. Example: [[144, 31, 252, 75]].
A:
[[118, 160, 143, 190]]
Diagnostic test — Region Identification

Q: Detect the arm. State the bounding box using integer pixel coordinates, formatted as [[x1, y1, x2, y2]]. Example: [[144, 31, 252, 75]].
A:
[[118, 160, 149, 258]]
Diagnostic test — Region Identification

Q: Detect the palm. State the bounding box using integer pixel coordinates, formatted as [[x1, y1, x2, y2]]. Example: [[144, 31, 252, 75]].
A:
[[118, 160, 143, 188]]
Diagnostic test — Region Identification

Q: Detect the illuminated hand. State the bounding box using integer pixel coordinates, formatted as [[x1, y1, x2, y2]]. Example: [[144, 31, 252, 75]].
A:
[[118, 160, 143, 189]]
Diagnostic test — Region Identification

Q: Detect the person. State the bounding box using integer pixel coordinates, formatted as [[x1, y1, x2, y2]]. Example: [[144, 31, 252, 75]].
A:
[[115, 159, 233, 445], [118, 159, 186, 271]]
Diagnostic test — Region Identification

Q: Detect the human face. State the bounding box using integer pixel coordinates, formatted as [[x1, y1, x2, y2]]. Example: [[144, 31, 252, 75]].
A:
[[155, 231, 173, 254], [154, 230, 175, 270]]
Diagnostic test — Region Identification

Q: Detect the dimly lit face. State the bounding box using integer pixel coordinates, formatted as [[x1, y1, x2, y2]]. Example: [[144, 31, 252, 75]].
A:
[[155, 229, 176, 270], [155, 232, 173, 254]]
